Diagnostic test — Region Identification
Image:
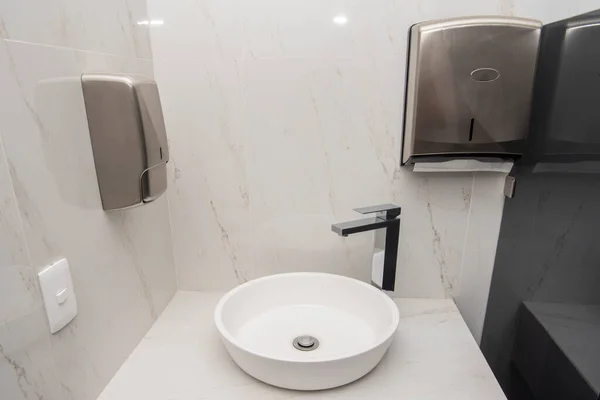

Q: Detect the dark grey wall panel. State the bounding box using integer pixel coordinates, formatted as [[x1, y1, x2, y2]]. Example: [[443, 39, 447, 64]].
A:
[[480, 10, 600, 395], [480, 170, 600, 391], [513, 303, 600, 400]]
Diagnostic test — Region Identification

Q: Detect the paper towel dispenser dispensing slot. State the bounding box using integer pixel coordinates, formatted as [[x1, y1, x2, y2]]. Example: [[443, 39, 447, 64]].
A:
[[402, 17, 542, 165], [81, 74, 169, 211]]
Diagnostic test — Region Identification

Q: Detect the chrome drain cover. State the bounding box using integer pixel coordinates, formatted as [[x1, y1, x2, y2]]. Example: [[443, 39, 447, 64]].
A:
[[293, 335, 320, 351]]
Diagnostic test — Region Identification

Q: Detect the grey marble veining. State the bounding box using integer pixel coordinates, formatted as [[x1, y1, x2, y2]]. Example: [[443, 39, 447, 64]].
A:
[[0, 36, 177, 400], [0, 126, 63, 400], [2, 1, 600, 400], [0, 308, 64, 400], [148, 0, 600, 304], [149, 0, 479, 298], [0, 138, 28, 268], [455, 173, 506, 344], [481, 169, 600, 391]]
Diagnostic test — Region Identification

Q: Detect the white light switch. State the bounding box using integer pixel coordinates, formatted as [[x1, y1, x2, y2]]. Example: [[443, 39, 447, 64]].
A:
[[38, 258, 77, 333]]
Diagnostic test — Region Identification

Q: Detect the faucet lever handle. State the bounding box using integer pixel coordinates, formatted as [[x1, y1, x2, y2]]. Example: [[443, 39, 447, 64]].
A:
[[353, 204, 401, 220]]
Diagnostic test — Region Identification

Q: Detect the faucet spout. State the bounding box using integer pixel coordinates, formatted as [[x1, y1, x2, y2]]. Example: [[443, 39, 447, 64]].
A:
[[331, 204, 401, 291], [331, 216, 393, 237]]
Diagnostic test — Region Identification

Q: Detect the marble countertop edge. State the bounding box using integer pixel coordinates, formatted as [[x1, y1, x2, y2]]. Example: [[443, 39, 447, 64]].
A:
[[97, 291, 506, 400]]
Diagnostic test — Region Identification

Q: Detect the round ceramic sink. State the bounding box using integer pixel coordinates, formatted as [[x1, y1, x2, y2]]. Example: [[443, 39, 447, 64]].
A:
[[214, 272, 399, 390]]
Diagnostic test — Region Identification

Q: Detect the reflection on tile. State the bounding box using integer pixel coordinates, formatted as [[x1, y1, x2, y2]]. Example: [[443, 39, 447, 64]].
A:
[[0, 40, 176, 400], [240, 0, 518, 59], [236, 0, 599, 59], [0, 0, 152, 58], [523, 302, 600, 396]]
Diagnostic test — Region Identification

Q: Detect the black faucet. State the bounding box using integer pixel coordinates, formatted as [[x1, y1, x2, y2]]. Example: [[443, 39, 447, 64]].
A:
[[331, 204, 401, 291]]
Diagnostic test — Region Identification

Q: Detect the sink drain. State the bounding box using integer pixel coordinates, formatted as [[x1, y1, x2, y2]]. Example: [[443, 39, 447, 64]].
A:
[[293, 335, 320, 351]]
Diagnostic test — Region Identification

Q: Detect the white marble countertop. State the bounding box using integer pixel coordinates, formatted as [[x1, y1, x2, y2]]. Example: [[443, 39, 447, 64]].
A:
[[98, 292, 506, 400]]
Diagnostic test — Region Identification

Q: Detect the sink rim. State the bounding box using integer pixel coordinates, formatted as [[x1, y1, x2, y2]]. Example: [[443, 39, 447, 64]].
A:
[[214, 272, 400, 364]]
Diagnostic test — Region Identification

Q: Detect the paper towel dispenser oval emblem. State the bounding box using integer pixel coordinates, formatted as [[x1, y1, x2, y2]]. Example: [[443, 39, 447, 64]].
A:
[[470, 68, 500, 82]]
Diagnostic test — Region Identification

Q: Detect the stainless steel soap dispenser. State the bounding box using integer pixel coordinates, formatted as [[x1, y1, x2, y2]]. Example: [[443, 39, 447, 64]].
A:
[[81, 74, 169, 210], [402, 17, 542, 165]]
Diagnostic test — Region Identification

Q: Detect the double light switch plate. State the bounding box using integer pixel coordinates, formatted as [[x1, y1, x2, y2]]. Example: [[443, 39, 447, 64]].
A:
[[38, 258, 78, 333]]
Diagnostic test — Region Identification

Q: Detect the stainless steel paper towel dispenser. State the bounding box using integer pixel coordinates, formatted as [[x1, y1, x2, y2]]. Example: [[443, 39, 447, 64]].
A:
[[81, 74, 169, 210], [402, 17, 542, 165]]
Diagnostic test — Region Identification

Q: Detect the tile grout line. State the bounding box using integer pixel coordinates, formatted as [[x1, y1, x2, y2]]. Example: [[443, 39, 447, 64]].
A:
[[164, 190, 181, 292], [2, 38, 154, 62]]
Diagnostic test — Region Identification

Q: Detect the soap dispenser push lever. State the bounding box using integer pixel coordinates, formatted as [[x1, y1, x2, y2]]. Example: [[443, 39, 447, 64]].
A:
[[331, 204, 401, 291]]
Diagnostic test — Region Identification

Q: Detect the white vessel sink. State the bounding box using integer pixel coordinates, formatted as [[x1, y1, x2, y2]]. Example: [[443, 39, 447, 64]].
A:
[[214, 272, 400, 390]]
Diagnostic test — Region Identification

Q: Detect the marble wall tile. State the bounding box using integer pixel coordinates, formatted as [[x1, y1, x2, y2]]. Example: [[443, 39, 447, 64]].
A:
[[455, 173, 506, 343], [149, 0, 476, 297], [0, 0, 152, 58], [0, 39, 177, 400], [0, 303, 63, 400], [240, 0, 519, 59], [392, 172, 474, 298], [482, 170, 600, 387], [0, 136, 27, 269], [243, 57, 393, 284], [511, 0, 599, 23], [148, 0, 243, 59], [152, 55, 252, 290], [243, 57, 474, 298], [149, 0, 247, 291], [148, 0, 599, 307], [0, 126, 62, 400]]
